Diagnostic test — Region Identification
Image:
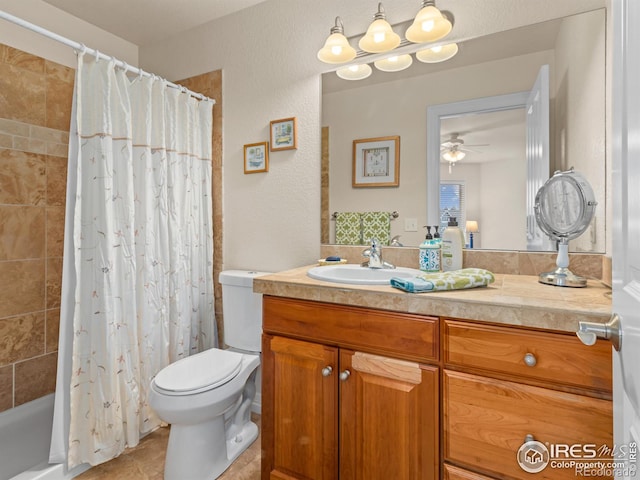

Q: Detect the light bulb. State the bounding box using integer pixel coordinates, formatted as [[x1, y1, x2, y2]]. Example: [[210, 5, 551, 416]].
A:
[[422, 19, 435, 32], [358, 4, 400, 53], [406, 1, 452, 44]]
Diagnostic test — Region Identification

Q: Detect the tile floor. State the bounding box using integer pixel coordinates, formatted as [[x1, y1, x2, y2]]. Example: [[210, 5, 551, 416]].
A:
[[75, 415, 261, 480]]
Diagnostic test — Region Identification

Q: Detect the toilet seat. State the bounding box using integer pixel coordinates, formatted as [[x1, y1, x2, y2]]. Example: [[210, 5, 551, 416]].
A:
[[153, 348, 244, 396]]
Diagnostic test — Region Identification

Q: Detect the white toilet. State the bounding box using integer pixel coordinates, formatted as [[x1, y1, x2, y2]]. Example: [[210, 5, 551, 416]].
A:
[[149, 270, 269, 480]]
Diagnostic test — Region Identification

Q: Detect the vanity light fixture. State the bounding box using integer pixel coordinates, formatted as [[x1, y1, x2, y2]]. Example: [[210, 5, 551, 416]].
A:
[[317, 17, 357, 64], [405, 0, 452, 44], [321, 1, 457, 80], [416, 42, 459, 63], [374, 54, 413, 72], [358, 3, 401, 53], [336, 63, 373, 81]]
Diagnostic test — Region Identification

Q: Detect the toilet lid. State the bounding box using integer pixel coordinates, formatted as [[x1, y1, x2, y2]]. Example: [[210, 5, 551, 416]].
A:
[[154, 348, 243, 393]]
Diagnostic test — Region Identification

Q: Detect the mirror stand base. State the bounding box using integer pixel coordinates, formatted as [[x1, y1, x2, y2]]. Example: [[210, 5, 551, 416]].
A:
[[538, 267, 587, 288]]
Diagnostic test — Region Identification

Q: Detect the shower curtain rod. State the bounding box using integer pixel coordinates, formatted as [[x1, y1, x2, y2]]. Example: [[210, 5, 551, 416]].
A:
[[0, 9, 215, 104]]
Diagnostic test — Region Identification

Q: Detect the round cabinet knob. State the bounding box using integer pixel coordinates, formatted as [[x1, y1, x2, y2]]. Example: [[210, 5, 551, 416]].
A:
[[321, 366, 333, 377], [339, 369, 351, 381], [523, 353, 537, 367]]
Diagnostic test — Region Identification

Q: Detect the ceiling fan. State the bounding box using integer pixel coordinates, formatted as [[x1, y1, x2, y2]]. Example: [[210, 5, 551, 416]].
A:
[[440, 133, 489, 173]]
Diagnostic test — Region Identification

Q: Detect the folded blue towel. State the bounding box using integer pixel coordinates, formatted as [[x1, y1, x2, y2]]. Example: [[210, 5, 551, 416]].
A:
[[390, 268, 495, 293], [390, 277, 437, 293]]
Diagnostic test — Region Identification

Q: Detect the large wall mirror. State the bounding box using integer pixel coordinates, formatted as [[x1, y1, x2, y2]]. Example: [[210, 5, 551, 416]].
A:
[[322, 8, 606, 252]]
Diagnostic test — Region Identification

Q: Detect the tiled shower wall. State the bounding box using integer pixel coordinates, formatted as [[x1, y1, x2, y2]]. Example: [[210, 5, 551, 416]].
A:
[[0, 44, 73, 413]]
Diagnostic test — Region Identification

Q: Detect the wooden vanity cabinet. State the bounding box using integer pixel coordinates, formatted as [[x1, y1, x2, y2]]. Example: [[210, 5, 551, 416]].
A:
[[261, 296, 439, 480], [442, 319, 613, 480]]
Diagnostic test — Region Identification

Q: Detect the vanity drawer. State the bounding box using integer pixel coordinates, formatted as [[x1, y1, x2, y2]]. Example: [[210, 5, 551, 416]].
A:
[[263, 296, 438, 363], [444, 463, 495, 480], [443, 370, 613, 480], [443, 319, 612, 393]]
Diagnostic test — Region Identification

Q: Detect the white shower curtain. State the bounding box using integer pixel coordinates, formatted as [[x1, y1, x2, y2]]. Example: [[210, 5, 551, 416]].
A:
[[50, 52, 215, 469]]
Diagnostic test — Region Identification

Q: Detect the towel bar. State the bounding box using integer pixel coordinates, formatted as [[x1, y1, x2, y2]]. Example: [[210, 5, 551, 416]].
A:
[[332, 211, 399, 220]]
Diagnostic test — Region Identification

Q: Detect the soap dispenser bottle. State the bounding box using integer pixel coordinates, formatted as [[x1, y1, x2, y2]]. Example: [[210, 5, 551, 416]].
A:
[[419, 226, 440, 272], [442, 217, 464, 271]]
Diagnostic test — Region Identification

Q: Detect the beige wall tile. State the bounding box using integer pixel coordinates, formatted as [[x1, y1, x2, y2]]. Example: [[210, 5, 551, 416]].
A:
[[47, 142, 68, 158], [0, 45, 45, 74], [46, 206, 65, 258], [30, 125, 69, 144], [0, 118, 30, 137], [0, 46, 71, 411], [0, 260, 45, 318], [46, 308, 60, 353], [463, 250, 520, 274], [45, 62, 74, 131], [0, 312, 45, 366], [0, 364, 12, 412], [0, 63, 46, 126], [14, 352, 57, 406], [0, 205, 46, 261], [0, 149, 46, 205], [46, 155, 67, 206], [45, 60, 74, 83], [0, 133, 11, 148], [46, 257, 63, 310], [13, 136, 47, 154]]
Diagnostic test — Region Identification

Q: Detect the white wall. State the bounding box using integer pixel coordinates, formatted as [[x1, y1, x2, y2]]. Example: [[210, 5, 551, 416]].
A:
[[0, 0, 137, 68]]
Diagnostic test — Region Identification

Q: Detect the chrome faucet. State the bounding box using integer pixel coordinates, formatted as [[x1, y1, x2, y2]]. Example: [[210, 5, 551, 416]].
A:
[[390, 235, 403, 247], [361, 237, 395, 269]]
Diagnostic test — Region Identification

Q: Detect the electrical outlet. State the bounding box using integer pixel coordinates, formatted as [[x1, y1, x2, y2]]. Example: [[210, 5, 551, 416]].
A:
[[404, 218, 418, 232]]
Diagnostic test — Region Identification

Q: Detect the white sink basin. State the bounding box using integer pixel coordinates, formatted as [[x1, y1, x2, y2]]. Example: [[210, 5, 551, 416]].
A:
[[307, 264, 422, 285]]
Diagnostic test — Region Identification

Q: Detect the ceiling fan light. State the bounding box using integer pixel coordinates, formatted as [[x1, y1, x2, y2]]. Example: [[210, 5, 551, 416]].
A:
[[442, 149, 465, 162], [358, 3, 401, 53], [317, 17, 357, 64], [374, 54, 413, 72], [416, 43, 458, 63], [406, 1, 452, 44], [336, 63, 373, 81]]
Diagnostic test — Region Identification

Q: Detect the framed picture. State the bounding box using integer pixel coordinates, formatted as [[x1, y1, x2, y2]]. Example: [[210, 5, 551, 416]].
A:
[[270, 117, 297, 151], [244, 142, 269, 174], [352, 136, 400, 187]]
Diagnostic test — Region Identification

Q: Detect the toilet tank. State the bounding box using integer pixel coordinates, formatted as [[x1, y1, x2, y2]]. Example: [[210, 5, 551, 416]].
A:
[[219, 270, 271, 352]]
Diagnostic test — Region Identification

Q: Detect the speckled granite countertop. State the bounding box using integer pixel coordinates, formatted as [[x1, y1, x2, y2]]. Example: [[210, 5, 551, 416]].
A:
[[253, 266, 612, 333]]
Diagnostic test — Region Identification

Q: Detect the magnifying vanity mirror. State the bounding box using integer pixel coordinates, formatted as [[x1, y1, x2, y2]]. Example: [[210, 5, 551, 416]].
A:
[[321, 8, 606, 253]]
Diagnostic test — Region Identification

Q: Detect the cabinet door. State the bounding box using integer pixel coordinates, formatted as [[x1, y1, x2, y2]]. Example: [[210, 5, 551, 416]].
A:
[[263, 335, 338, 480], [444, 370, 613, 480], [339, 350, 439, 480]]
